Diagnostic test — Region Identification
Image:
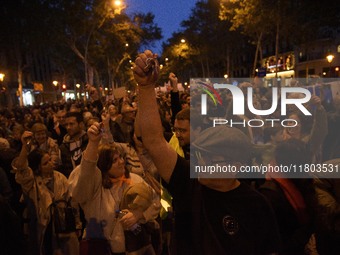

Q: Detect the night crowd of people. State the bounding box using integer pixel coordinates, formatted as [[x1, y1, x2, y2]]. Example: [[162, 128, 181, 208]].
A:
[[0, 49, 340, 255]]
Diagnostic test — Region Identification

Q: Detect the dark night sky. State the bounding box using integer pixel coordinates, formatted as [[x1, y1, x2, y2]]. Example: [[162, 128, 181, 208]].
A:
[[126, 0, 198, 54]]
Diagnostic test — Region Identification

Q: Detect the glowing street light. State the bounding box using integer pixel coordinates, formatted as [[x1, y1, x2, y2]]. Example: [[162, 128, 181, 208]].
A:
[[0, 73, 5, 92], [114, 0, 122, 6], [0, 73, 5, 107], [110, 0, 126, 15], [181, 39, 186, 44], [326, 54, 335, 77], [326, 54, 334, 63]]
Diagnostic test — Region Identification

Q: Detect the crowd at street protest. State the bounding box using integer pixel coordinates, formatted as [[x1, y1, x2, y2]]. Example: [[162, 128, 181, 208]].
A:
[[0, 50, 340, 255]]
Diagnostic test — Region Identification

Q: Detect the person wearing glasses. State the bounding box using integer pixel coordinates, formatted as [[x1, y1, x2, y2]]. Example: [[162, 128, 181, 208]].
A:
[[169, 108, 190, 160], [168, 108, 203, 160]]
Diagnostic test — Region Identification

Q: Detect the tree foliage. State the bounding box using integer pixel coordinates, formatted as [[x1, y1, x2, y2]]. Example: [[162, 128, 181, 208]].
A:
[[0, 0, 162, 99], [161, 0, 253, 81]]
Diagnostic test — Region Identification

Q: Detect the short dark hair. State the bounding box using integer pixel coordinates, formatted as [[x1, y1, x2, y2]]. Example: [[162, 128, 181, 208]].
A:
[[65, 111, 83, 123], [180, 99, 188, 106], [175, 108, 190, 121], [28, 148, 47, 175]]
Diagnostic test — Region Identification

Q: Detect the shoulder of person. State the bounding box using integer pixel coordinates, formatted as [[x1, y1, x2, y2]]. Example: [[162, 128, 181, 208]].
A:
[[115, 115, 123, 123], [54, 170, 68, 181], [115, 142, 129, 150], [61, 134, 71, 144], [130, 172, 144, 183], [47, 137, 59, 146]]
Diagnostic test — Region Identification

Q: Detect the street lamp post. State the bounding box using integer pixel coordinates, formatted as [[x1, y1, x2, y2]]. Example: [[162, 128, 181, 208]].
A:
[[326, 54, 334, 77]]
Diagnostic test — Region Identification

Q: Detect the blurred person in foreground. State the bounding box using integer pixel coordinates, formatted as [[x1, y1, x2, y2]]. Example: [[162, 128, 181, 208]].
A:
[[308, 158, 340, 255], [259, 138, 317, 255], [132, 49, 281, 255]]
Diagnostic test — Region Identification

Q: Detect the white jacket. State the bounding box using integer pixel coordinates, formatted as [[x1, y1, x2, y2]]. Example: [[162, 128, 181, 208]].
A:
[[69, 157, 161, 253], [12, 157, 79, 254]]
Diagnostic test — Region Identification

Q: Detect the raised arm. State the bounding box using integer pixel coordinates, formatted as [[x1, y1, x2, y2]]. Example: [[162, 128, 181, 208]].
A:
[[169, 72, 181, 125], [100, 110, 114, 144], [12, 131, 35, 193], [307, 95, 328, 155], [15, 131, 33, 167], [133, 50, 178, 183], [71, 122, 103, 203], [83, 122, 102, 161]]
